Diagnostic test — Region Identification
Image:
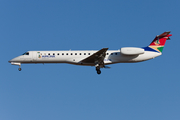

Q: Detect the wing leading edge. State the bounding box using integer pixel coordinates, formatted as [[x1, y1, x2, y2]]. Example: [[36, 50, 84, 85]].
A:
[[80, 48, 108, 64]]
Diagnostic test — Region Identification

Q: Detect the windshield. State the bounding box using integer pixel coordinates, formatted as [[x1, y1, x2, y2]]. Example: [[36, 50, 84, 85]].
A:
[[22, 52, 29, 55]]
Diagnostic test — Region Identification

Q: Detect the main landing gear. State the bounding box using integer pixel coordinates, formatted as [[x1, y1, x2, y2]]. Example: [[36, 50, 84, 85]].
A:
[[96, 66, 101, 75], [96, 69, 101, 74]]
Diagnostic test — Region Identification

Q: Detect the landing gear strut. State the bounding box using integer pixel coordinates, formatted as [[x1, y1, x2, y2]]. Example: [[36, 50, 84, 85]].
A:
[[18, 64, 22, 71], [10, 62, 22, 71]]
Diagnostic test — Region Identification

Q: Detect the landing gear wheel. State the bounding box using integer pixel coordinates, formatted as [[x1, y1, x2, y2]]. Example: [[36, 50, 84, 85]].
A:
[[97, 70, 101, 74], [18, 68, 22, 71]]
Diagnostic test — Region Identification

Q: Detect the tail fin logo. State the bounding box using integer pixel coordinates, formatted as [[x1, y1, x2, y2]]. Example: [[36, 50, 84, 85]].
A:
[[154, 39, 160, 45], [148, 31, 172, 53]]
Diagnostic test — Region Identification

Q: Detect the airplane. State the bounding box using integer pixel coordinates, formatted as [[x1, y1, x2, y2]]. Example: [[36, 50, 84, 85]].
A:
[[8, 31, 172, 74]]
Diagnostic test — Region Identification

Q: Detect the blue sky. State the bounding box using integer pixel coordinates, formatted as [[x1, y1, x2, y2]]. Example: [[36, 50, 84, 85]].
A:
[[1, 0, 180, 120]]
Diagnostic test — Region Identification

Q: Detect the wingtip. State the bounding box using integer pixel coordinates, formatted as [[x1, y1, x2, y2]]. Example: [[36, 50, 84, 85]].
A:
[[103, 48, 109, 50]]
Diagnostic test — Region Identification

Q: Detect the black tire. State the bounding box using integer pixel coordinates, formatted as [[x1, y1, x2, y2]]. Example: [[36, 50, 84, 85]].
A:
[[97, 70, 101, 74], [18, 68, 22, 71]]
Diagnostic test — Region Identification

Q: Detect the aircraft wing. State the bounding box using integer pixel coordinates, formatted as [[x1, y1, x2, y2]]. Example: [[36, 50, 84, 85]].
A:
[[80, 48, 108, 64]]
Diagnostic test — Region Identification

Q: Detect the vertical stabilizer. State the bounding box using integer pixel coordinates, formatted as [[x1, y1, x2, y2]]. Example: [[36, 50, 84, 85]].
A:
[[148, 31, 172, 52]]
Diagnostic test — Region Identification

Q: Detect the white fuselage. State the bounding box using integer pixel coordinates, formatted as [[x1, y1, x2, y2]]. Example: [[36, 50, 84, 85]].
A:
[[9, 50, 161, 66]]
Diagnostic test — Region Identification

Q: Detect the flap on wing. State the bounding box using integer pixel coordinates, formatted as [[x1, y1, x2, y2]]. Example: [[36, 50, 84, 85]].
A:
[[121, 47, 144, 55], [81, 48, 108, 63]]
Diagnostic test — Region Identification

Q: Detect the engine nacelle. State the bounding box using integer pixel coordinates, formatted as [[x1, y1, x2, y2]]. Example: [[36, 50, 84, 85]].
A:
[[121, 47, 144, 55]]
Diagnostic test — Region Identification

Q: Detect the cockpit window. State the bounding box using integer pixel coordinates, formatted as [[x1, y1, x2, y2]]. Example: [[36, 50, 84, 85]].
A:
[[22, 52, 29, 55]]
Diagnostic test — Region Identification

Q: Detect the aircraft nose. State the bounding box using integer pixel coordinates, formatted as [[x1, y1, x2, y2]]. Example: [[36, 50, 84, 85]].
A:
[[8, 59, 12, 63], [8, 56, 22, 63], [8, 58, 16, 63]]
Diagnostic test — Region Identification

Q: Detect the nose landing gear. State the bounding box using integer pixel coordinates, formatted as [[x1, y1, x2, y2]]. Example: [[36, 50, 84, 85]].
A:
[[10, 62, 22, 71], [18, 68, 22, 71], [18, 64, 22, 71]]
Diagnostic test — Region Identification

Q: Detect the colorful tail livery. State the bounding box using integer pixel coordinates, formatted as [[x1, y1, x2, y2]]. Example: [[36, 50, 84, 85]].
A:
[[149, 31, 172, 52]]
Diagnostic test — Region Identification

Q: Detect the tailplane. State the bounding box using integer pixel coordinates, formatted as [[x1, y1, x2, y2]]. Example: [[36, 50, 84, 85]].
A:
[[148, 31, 172, 53]]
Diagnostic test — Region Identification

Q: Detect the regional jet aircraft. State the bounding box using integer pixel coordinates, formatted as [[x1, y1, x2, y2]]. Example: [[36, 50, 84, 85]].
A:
[[9, 32, 172, 74]]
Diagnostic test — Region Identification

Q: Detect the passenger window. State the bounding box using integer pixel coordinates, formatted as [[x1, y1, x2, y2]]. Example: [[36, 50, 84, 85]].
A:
[[111, 53, 113, 55], [66, 53, 68, 55], [75, 53, 77, 55], [71, 53, 73, 55], [107, 53, 109, 55], [88, 53, 90, 55], [84, 53, 86, 55], [115, 53, 117, 55], [79, 53, 81, 55], [62, 53, 64, 55], [48, 53, 50, 55], [53, 53, 55, 55], [57, 53, 59, 55]]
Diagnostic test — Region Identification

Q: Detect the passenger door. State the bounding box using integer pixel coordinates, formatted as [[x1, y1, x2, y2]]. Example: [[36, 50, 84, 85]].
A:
[[32, 51, 37, 61]]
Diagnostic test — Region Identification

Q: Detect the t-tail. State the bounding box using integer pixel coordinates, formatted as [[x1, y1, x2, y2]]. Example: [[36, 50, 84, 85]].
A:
[[148, 31, 172, 53]]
